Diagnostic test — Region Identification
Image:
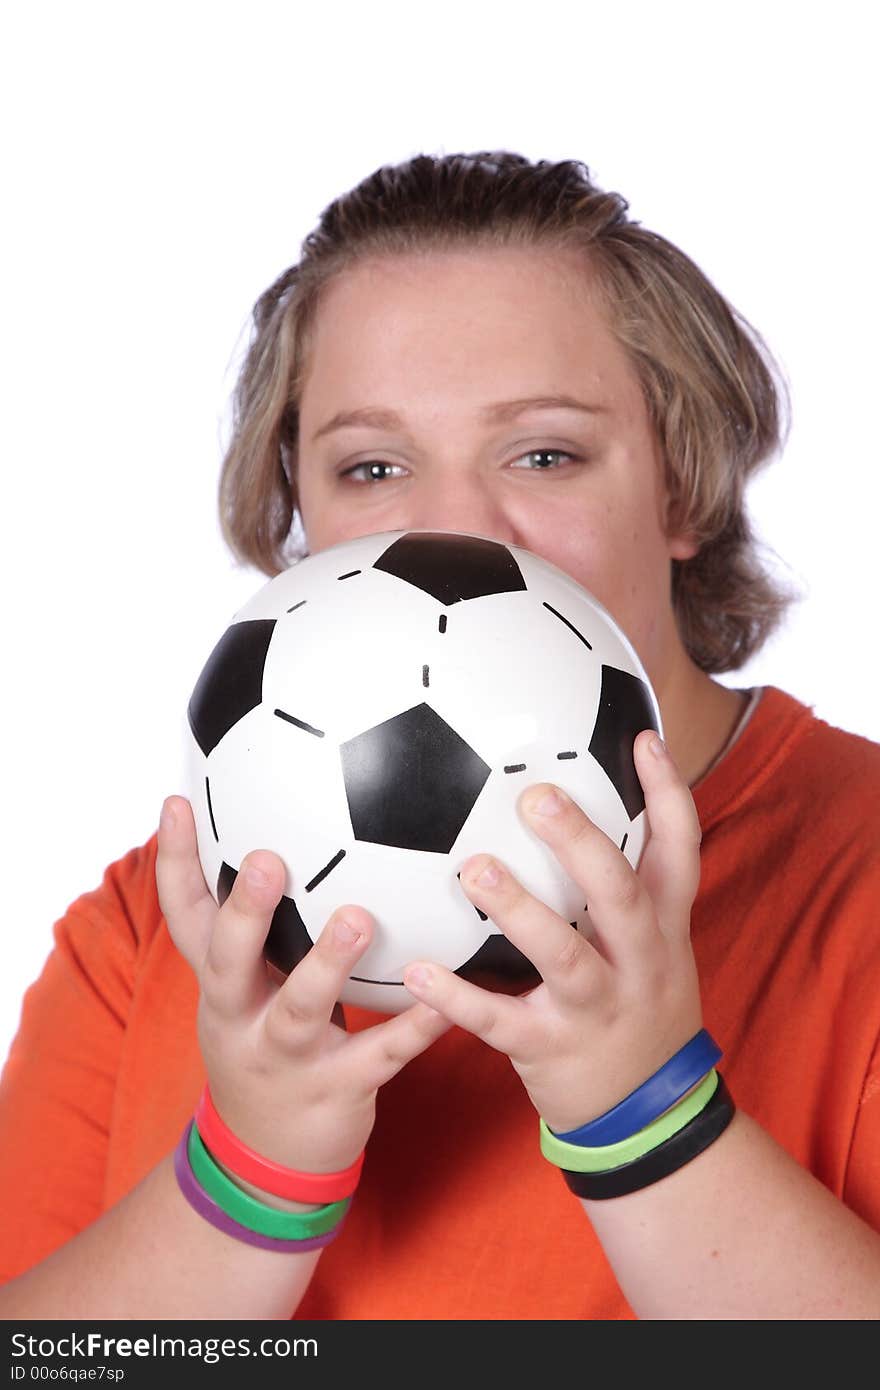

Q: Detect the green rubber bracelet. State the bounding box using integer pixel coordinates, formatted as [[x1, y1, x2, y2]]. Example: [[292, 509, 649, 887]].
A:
[[187, 1124, 350, 1238], [540, 1069, 719, 1173]]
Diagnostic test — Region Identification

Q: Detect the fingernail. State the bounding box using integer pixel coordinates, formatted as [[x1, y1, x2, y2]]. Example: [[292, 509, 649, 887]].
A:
[[476, 860, 500, 888], [531, 788, 565, 816], [160, 800, 176, 829], [406, 965, 432, 991], [245, 864, 269, 887], [650, 735, 667, 758], [334, 917, 360, 946]]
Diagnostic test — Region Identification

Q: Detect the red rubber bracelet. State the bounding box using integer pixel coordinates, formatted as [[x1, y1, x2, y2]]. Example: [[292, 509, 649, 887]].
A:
[[194, 1086, 365, 1202]]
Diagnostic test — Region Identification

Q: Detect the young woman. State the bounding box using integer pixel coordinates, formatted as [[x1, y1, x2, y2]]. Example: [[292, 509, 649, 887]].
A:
[[2, 152, 879, 1320]]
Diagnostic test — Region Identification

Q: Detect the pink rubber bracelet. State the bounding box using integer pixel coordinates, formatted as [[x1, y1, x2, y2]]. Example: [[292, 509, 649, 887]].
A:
[[194, 1085, 365, 1202]]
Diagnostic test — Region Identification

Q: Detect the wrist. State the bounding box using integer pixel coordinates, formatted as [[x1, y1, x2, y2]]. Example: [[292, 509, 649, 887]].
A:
[[174, 1122, 351, 1252], [196, 1085, 365, 1203], [212, 1158, 324, 1214]]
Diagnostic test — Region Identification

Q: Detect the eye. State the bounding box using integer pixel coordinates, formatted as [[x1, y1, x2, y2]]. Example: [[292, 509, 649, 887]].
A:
[[339, 461, 408, 484], [510, 448, 577, 470]]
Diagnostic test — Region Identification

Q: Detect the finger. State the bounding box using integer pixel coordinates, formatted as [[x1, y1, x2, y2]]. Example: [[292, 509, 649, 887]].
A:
[[155, 796, 218, 970], [348, 1001, 454, 1089], [518, 782, 658, 970], [401, 961, 542, 1060], [632, 731, 702, 934], [458, 853, 607, 1009], [200, 848, 286, 1019], [264, 905, 376, 1052]]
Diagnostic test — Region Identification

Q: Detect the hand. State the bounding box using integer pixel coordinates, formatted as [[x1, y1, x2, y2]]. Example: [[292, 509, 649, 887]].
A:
[[403, 731, 704, 1133], [156, 796, 451, 1178]]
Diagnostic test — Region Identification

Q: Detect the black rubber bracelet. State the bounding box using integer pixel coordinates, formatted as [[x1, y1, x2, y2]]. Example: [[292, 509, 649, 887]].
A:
[[562, 1073, 736, 1200]]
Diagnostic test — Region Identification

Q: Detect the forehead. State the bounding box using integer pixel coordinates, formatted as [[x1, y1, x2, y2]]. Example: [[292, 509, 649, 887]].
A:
[[298, 246, 641, 416]]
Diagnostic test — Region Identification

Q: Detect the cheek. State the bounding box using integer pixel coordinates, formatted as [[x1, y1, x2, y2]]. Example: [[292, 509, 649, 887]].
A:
[[532, 510, 624, 605], [535, 514, 669, 652], [303, 515, 375, 553], [296, 470, 354, 552]]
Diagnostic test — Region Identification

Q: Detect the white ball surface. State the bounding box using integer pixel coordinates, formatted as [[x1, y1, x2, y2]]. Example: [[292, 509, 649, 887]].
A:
[[184, 530, 661, 1013]]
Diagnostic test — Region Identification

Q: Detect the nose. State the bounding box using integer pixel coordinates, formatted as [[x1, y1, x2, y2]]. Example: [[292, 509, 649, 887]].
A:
[[406, 470, 519, 546]]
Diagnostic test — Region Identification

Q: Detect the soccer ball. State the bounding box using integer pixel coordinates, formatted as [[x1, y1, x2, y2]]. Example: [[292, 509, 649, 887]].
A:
[[184, 530, 661, 1014]]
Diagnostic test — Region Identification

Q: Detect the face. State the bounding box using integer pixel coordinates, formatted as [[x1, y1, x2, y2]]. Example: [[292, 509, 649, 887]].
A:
[[294, 246, 698, 694]]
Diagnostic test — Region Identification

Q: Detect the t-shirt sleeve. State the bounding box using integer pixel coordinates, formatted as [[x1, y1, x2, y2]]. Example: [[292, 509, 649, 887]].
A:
[[0, 842, 155, 1283]]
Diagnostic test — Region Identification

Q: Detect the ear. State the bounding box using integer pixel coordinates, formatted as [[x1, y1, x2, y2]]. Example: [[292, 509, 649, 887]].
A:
[[658, 464, 700, 563], [667, 531, 700, 562], [662, 495, 700, 562]]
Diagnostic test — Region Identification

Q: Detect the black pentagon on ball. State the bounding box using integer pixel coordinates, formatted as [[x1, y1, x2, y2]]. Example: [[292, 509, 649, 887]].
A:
[[373, 532, 527, 604], [188, 618, 277, 757], [341, 702, 491, 853], [588, 664, 660, 820], [218, 862, 315, 975], [455, 931, 542, 995]]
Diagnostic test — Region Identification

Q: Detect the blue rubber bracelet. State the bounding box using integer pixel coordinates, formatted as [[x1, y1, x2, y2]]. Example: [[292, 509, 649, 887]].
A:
[[553, 1029, 723, 1146]]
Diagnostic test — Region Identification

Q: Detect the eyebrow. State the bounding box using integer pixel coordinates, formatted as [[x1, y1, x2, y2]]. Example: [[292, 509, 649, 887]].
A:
[[311, 395, 609, 443]]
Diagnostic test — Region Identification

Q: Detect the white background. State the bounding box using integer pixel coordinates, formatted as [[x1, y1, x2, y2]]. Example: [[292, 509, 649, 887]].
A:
[[1, 1, 877, 1065]]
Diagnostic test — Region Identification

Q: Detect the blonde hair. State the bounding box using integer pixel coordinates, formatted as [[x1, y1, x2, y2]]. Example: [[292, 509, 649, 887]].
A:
[[219, 151, 796, 673]]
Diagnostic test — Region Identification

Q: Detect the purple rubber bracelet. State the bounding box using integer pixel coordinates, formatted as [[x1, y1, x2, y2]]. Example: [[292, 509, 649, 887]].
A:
[[173, 1124, 344, 1253]]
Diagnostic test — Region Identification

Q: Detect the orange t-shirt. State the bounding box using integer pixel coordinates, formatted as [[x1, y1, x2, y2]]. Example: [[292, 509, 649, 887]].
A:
[[2, 686, 880, 1318]]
